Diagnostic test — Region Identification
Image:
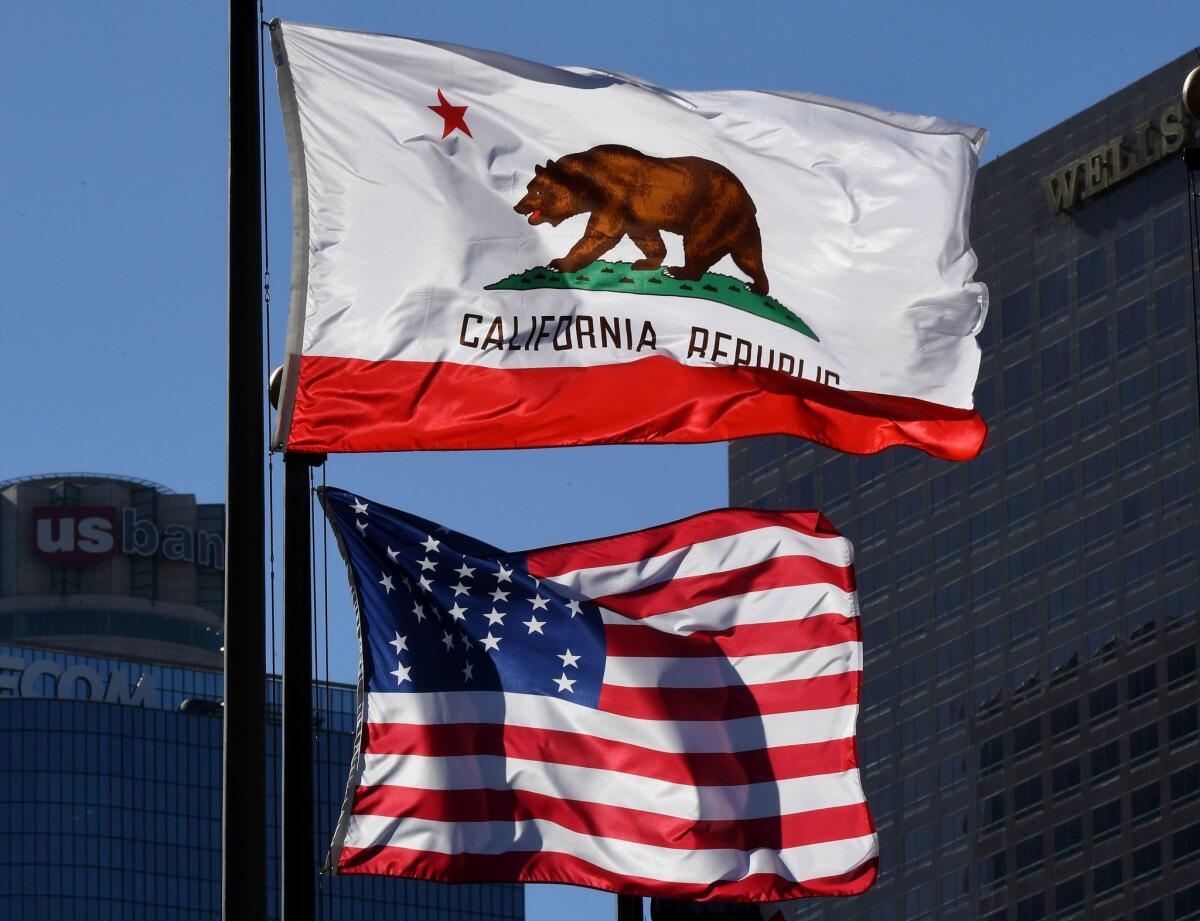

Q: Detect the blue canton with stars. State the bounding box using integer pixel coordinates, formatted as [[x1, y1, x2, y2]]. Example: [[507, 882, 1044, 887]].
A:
[[322, 487, 604, 706]]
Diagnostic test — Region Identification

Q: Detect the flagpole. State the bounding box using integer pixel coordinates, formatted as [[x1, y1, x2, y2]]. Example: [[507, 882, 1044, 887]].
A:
[[282, 451, 323, 921], [617, 895, 643, 920], [224, 0, 267, 918]]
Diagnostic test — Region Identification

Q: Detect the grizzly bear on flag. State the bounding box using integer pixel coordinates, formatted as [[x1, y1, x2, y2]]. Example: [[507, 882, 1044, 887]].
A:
[[513, 144, 770, 295]]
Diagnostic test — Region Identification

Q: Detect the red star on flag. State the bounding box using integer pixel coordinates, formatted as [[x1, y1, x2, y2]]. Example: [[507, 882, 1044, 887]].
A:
[[428, 88, 472, 139]]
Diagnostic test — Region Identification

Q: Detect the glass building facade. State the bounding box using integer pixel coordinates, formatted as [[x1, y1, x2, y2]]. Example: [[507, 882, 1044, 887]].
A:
[[729, 54, 1200, 920], [0, 643, 523, 920]]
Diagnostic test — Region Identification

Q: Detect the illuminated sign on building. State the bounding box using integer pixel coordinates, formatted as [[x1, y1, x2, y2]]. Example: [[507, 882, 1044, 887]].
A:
[[1042, 103, 1191, 214], [32, 506, 224, 570], [0, 655, 157, 707]]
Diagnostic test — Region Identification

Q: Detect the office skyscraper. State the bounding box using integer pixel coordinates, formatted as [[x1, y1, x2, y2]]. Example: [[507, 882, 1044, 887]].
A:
[[729, 52, 1200, 921]]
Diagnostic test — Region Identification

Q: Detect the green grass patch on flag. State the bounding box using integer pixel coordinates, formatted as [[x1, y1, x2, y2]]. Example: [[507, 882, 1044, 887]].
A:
[[485, 260, 818, 341]]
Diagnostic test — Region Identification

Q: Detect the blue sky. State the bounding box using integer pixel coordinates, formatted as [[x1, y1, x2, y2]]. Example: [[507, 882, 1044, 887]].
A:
[[1, 2, 1195, 917]]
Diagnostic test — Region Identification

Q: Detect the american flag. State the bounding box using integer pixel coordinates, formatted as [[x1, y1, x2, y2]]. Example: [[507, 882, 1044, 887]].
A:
[[321, 487, 877, 901]]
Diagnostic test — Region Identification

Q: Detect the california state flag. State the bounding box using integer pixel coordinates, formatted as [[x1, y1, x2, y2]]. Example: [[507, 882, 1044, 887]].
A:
[[271, 21, 988, 459]]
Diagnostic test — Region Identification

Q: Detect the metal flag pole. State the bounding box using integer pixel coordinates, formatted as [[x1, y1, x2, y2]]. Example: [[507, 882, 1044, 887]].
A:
[[282, 450, 323, 921], [224, 0, 267, 917], [618, 895, 643, 920]]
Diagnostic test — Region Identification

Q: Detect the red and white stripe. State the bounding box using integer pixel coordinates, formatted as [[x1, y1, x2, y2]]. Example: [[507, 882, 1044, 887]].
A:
[[335, 509, 877, 901]]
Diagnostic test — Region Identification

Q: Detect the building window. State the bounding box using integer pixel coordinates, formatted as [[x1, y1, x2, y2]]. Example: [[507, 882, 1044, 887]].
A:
[[1007, 486, 1038, 530], [903, 882, 932, 919], [978, 850, 1007, 892], [1115, 226, 1146, 284], [1167, 646, 1196, 689], [1045, 525, 1076, 569], [1126, 603, 1157, 645], [1156, 277, 1188, 334], [1153, 204, 1185, 263], [1132, 840, 1162, 883], [979, 791, 1005, 830], [1004, 358, 1034, 412], [1039, 265, 1070, 321], [856, 453, 887, 491], [1092, 797, 1122, 841], [1016, 893, 1045, 921], [939, 868, 969, 910], [934, 639, 966, 683], [1122, 485, 1154, 530], [972, 560, 1002, 606], [1093, 856, 1123, 900], [1055, 876, 1084, 915], [937, 695, 965, 734], [1052, 758, 1081, 797], [1135, 902, 1165, 921], [1091, 739, 1120, 782], [898, 601, 926, 641], [1008, 543, 1039, 583], [974, 376, 996, 419], [1122, 542, 1157, 589], [1054, 815, 1083, 858], [1043, 408, 1073, 454], [1042, 468, 1074, 512], [976, 676, 1003, 717], [1090, 682, 1119, 724], [1120, 428, 1153, 475], [898, 656, 929, 697], [1015, 833, 1045, 877], [1116, 298, 1148, 356], [1005, 427, 1037, 475], [932, 523, 964, 569], [1132, 781, 1161, 827], [1048, 643, 1080, 684], [1040, 338, 1070, 396], [1173, 822, 1200, 868], [1160, 409, 1192, 456], [934, 580, 965, 621], [893, 486, 924, 528], [1172, 764, 1200, 808], [1012, 717, 1041, 758], [1078, 317, 1110, 376], [1127, 663, 1158, 707], [1157, 349, 1191, 396], [1120, 366, 1153, 411], [1014, 775, 1043, 817], [1076, 247, 1107, 302], [900, 713, 930, 750], [1050, 700, 1079, 740], [1081, 447, 1113, 494], [1002, 286, 1032, 345], [1169, 705, 1199, 749], [1047, 583, 1079, 628], [968, 445, 999, 488], [939, 754, 967, 791], [1079, 389, 1112, 436], [902, 824, 934, 865], [1165, 585, 1197, 632], [821, 457, 850, 506], [1009, 602, 1039, 645], [978, 734, 1004, 776], [1084, 566, 1115, 607], [1130, 723, 1159, 766]]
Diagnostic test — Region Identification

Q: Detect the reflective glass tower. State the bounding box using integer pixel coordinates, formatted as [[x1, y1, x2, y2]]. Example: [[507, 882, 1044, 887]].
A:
[[729, 53, 1200, 921], [0, 474, 523, 920]]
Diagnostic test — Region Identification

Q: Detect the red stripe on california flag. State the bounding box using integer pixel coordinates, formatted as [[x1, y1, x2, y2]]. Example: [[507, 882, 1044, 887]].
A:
[[351, 786, 872, 852], [336, 846, 879, 901], [526, 507, 842, 578], [593, 555, 854, 618], [363, 722, 859, 785], [605, 613, 859, 658], [598, 673, 857, 720], [286, 355, 986, 459]]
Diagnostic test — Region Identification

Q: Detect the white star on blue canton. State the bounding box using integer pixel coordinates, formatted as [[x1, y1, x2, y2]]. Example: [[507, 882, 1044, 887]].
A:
[[350, 498, 369, 515], [390, 663, 411, 685], [412, 601, 426, 622], [448, 602, 468, 622], [558, 649, 580, 669], [463, 661, 474, 682], [485, 607, 506, 626], [418, 575, 433, 592], [355, 519, 368, 534], [523, 615, 546, 635], [422, 535, 441, 553], [386, 546, 400, 562], [566, 599, 583, 618], [442, 630, 455, 651], [530, 595, 549, 611], [482, 632, 501, 652], [419, 557, 437, 572], [379, 572, 395, 594], [553, 674, 576, 694], [452, 581, 470, 597], [389, 632, 408, 654], [491, 588, 510, 602], [495, 564, 513, 583], [456, 562, 475, 578]]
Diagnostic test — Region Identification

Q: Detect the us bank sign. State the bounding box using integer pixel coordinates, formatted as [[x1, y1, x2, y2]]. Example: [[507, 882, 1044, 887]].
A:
[[0, 655, 156, 707], [1042, 102, 1191, 214]]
